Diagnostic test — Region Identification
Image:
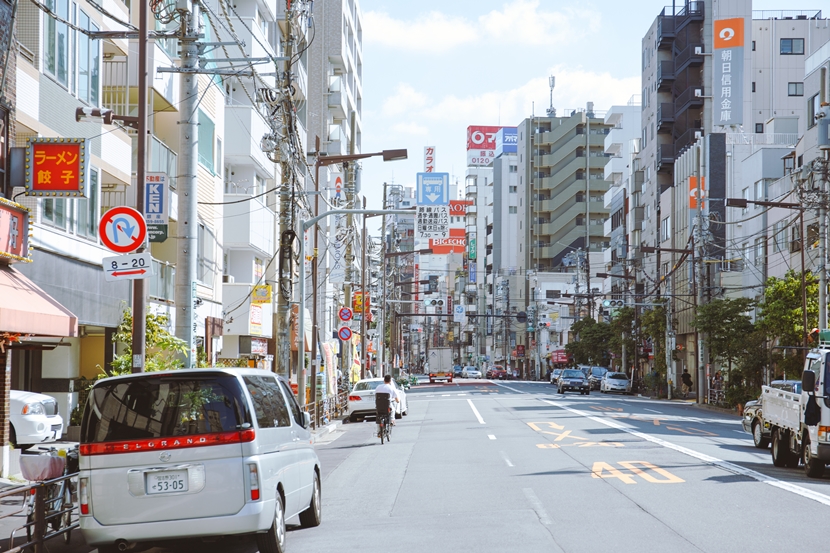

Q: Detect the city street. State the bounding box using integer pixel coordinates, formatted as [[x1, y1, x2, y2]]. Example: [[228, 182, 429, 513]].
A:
[[78, 378, 825, 553]]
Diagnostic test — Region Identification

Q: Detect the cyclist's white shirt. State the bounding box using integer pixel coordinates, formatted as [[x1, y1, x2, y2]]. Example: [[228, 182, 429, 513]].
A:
[[375, 383, 398, 401]]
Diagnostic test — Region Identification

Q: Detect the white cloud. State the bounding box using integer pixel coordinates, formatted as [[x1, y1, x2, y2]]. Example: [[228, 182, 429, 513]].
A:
[[363, 11, 477, 53], [382, 84, 429, 117], [391, 122, 430, 136], [365, 2, 601, 53]]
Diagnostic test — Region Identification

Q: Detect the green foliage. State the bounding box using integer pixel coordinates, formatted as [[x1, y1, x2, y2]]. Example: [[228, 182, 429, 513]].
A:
[[108, 307, 188, 376], [693, 297, 756, 375], [565, 317, 613, 366], [608, 306, 636, 368], [640, 304, 668, 375]]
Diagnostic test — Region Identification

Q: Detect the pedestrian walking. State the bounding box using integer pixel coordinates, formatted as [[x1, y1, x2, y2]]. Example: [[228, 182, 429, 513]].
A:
[[680, 369, 693, 398]]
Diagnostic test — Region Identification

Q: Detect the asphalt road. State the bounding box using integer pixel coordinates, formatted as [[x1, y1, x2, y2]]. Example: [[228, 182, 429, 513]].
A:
[[31, 379, 830, 552]]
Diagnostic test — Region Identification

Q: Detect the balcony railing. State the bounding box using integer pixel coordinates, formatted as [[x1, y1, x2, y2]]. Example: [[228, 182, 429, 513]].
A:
[[149, 260, 176, 302], [657, 60, 675, 90]]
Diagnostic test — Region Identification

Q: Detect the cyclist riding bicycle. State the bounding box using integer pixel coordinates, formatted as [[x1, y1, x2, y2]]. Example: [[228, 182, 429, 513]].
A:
[[375, 375, 399, 436]]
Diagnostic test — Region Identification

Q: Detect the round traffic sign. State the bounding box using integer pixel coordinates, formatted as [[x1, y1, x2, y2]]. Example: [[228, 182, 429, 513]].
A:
[[99, 206, 147, 253], [338, 327, 353, 341], [338, 307, 353, 322]]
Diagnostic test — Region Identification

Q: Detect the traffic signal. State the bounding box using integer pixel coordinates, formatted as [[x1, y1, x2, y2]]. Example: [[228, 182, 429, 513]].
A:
[[602, 299, 625, 308], [424, 298, 445, 307]]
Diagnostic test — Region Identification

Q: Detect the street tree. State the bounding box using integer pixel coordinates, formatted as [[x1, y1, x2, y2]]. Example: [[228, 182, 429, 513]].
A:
[[639, 303, 668, 375], [757, 270, 818, 378], [692, 297, 755, 378], [107, 307, 188, 376], [608, 306, 636, 369], [565, 317, 613, 366]]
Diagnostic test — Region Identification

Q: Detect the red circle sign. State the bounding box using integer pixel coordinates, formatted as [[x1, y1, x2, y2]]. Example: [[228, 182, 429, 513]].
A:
[[338, 327, 353, 341], [99, 206, 147, 253], [339, 307, 353, 322]]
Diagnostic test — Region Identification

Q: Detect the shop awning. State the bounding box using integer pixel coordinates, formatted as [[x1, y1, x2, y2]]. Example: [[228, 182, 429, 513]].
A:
[[0, 264, 78, 337]]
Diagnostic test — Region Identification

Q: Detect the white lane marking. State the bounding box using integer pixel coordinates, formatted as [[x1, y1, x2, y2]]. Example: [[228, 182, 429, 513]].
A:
[[644, 408, 662, 414], [467, 399, 486, 424], [488, 434, 497, 440], [441, 394, 450, 397], [523, 488, 552, 526], [458, 393, 467, 397], [734, 430, 747, 434], [493, 382, 528, 394], [543, 400, 830, 508], [501, 451, 514, 467]]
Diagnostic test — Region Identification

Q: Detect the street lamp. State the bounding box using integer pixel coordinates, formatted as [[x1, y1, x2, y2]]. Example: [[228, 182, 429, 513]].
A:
[[726, 197, 809, 354], [305, 142, 407, 418]]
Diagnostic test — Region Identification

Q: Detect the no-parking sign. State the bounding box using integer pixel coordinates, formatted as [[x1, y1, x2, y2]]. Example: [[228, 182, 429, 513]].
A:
[[338, 327, 353, 341]]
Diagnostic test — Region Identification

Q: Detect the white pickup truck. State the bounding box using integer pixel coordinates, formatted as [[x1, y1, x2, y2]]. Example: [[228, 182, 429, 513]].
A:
[[761, 348, 830, 478]]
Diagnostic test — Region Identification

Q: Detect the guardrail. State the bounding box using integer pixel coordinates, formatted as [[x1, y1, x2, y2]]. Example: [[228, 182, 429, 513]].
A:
[[0, 473, 77, 553], [305, 390, 350, 429]]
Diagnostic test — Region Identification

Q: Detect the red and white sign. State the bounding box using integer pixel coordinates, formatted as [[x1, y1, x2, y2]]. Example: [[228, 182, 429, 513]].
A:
[[429, 228, 466, 255], [99, 206, 147, 254], [449, 200, 473, 216], [466, 125, 500, 167], [338, 307, 353, 322], [0, 198, 30, 263], [414, 263, 420, 314], [338, 327, 353, 341], [424, 146, 436, 173]]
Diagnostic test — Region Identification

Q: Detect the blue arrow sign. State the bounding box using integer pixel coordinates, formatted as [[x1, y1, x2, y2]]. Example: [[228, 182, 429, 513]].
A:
[[112, 217, 136, 243], [416, 173, 449, 205]]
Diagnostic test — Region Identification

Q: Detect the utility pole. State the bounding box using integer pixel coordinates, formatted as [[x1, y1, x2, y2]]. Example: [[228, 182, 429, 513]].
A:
[[342, 111, 357, 378], [360, 197, 368, 379], [695, 142, 707, 403], [174, 2, 200, 368], [275, 7, 298, 382], [131, 0, 149, 372], [379, 183, 388, 374]]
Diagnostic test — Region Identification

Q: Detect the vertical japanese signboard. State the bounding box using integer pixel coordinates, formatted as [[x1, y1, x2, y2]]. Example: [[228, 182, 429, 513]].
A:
[[24, 138, 87, 197], [0, 198, 31, 263], [144, 172, 169, 242], [329, 213, 347, 284], [424, 146, 436, 173], [714, 18, 744, 126]]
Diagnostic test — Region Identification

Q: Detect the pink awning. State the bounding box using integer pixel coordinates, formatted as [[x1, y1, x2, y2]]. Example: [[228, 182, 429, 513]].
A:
[[0, 264, 78, 337]]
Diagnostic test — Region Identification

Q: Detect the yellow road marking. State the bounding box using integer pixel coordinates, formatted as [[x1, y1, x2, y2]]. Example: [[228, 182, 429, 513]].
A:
[[591, 461, 684, 484]]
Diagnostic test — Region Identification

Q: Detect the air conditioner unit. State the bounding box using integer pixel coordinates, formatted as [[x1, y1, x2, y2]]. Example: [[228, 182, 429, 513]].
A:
[[222, 274, 235, 284], [694, 89, 703, 97], [694, 131, 702, 139]]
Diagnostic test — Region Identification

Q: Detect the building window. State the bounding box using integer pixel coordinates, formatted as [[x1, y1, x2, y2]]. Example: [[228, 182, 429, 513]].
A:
[[254, 257, 264, 281], [508, 206, 517, 214], [754, 180, 766, 202], [788, 82, 804, 97], [808, 93, 820, 128], [755, 237, 765, 266], [660, 216, 670, 242], [77, 10, 100, 106], [743, 242, 751, 266], [44, 0, 70, 86], [751, 40, 755, 51], [773, 221, 788, 253], [742, 187, 749, 215], [751, 82, 755, 93], [197, 109, 215, 173], [198, 222, 216, 286], [215, 138, 223, 176], [509, 165, 517, 173], [42, 197, 70, 230], [780, 38, 804, 55], [76, 167, 99, 239], [509, 186, 517, 193]]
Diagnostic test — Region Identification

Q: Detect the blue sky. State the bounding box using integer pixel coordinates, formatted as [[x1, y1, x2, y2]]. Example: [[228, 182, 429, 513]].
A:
[[355, 0, 797, 214]]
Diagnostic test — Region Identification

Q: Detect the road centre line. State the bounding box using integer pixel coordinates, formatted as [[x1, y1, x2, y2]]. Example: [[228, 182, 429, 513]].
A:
[[501, 451, 514, 467], [467, 399, 486, 424], [644, 408, 662, 414], [488, 434, 496, 440], [543, 399, 830, 508], [523, 488, 552, 525]]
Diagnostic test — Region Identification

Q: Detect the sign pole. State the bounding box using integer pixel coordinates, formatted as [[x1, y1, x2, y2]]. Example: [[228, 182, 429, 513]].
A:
[[131, 0, 149, 373]]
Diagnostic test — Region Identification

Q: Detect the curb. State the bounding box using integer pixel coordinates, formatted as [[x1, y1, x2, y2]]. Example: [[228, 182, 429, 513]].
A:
[[311, 419, 342, 439]]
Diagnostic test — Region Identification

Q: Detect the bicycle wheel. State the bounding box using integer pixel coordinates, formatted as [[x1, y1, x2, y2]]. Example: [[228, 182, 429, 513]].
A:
[[62, 486, 73, 544], [380, 422, 385, 445], [49, 483, 63, 533]]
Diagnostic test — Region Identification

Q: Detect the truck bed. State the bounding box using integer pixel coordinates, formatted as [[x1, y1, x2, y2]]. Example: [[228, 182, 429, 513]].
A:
[[761, 385, 802, 434]]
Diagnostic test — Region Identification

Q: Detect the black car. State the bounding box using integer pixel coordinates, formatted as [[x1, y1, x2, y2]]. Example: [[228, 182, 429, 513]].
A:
[[741, 380, 801, 449], [586, 367, 609, 390], [557, 369, 590, 395]]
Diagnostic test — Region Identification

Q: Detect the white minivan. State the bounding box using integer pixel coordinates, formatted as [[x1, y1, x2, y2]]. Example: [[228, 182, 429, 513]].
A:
[[78, 369, 321, 553]]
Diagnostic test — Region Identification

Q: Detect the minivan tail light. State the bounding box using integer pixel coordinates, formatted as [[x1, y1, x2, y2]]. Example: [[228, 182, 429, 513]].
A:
[[79, 477, 89, 515], [79, 429, 256, 456], [248, 464, 260, 501]]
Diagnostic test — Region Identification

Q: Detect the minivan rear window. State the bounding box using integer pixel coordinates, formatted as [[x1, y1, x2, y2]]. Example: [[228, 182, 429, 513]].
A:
[[81, 374, 252, 445]]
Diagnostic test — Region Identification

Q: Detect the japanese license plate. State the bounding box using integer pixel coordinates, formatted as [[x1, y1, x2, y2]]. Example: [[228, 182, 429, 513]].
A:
[[146, 470, 188, 495]]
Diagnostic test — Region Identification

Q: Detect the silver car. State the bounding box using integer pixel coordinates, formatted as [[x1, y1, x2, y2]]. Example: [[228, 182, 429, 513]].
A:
[[600, 372, 632, 394], [79, 369, 321, 553]]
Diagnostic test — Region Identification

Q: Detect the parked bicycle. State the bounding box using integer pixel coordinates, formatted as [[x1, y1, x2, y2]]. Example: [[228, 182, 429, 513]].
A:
[[20, 445, 79, 545]]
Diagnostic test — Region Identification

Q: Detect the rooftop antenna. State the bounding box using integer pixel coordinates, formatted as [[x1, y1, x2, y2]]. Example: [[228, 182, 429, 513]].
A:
[[546, 76, 556, 117]]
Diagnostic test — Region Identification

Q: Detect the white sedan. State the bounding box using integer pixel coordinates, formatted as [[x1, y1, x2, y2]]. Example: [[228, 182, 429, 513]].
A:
[[10, 390, 64, 449], [600, 372, 632, 394], [347, 378, 408, 422], [462, 367, 482, 379]]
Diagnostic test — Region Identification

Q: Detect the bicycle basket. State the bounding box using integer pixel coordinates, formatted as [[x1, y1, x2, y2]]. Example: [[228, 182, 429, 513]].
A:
[[20, 454, 65, 482]]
